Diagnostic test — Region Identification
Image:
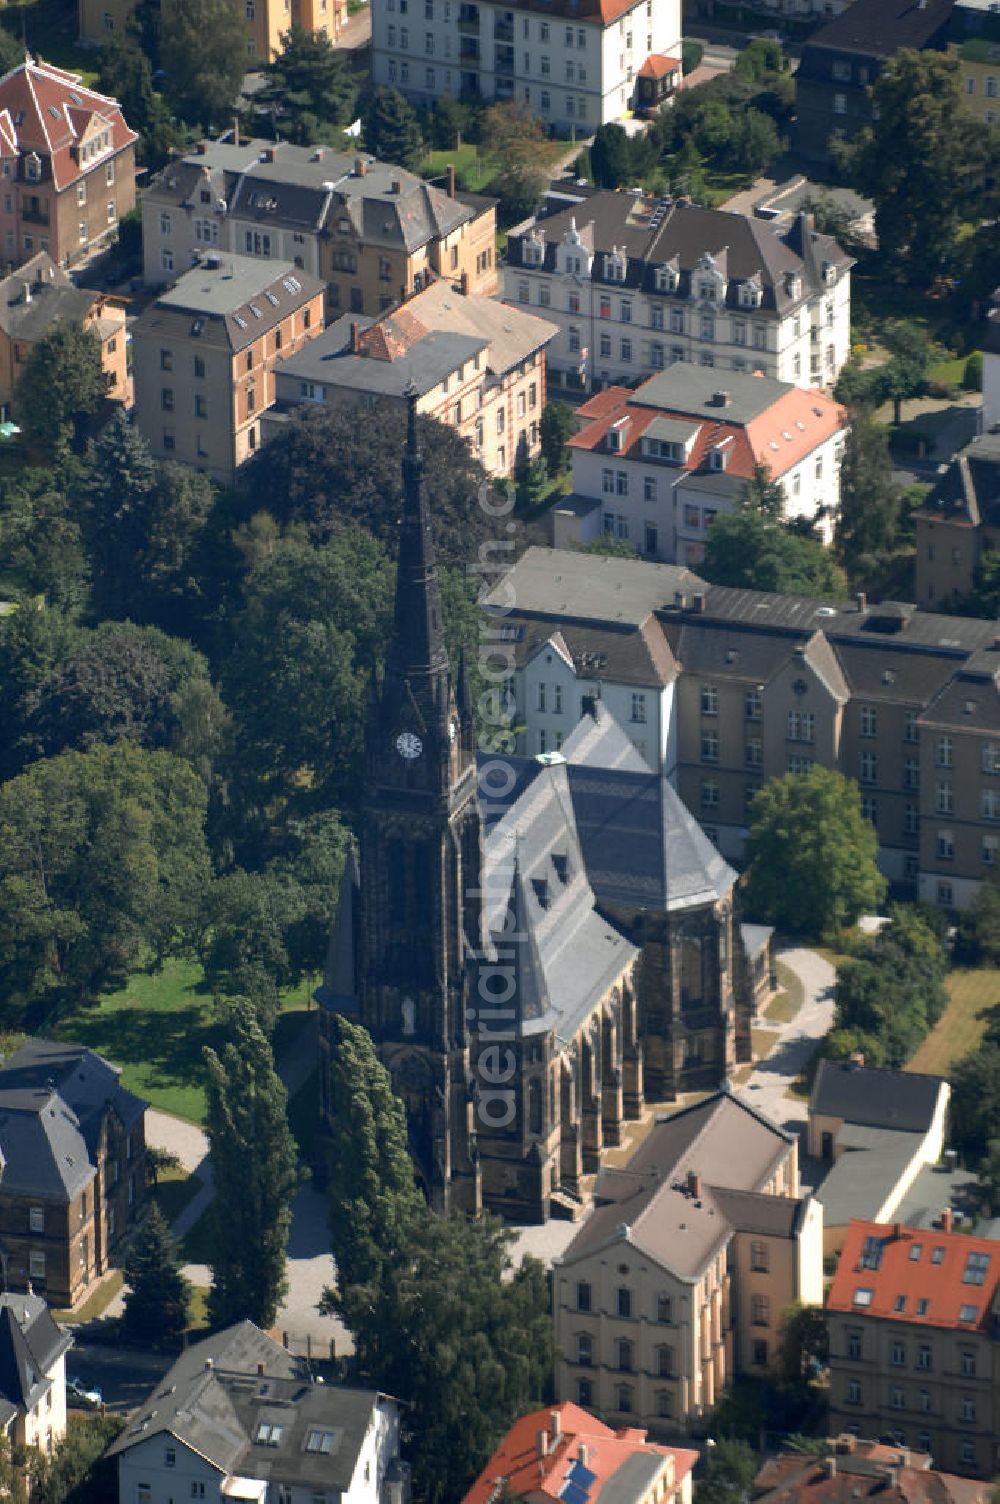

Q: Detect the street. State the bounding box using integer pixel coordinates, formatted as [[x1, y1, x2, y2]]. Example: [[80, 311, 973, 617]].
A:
[[67, 1342, 175, 1414]]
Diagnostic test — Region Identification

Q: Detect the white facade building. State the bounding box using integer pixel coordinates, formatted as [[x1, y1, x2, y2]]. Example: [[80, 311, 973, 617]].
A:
[[563, 365, 848, 563], [504, 189, 853, 394], [370, 0, 681, 131]]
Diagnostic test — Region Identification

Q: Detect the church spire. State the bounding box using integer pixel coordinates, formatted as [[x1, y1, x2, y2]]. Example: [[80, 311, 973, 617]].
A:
[[384, 384, 449, 700]]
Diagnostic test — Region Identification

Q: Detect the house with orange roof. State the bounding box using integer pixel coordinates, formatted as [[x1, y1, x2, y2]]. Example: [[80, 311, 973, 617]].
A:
[[753, 1435, 995, 1504], [826, 1219, 1000, 1479], [559, 364, 846, 565], [0, 58, 136, 270], [370, 0, 680, 132], [462, 1404, 697, 1504]]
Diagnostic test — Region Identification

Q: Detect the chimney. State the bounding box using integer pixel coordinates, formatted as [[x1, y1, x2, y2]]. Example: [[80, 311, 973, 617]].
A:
[[460, 270, 470, 296], [205, 1357, 214, 1370], [849, 1051, 865, 1069], [257, 1361, 266, 1376], [261, 146, 276, 163], [355, 156, 367, 177], [448, 161, 456, 198], [350, 321, 361, 353], [687, 1170, 701, 1198], [195, 140, 208, 155], [537, 1430, 548, 1459], [692, 592, 706, 614], [712, 389, 731, 408], [835, 1434, 857, 1456], [391, 178, 402, 194], [825, 1458, 837, 1479], [578, 1445, 588, 1468], [22, 281, 30, 304], [855, 590, 867, 613], [550, 1411, 561, 1444], [674, 590, 687, 609], [942, 1207, 953, 1234], [232, 116, 240, 147], [893, 1222, 902, 1242], [310, 147, 324, 162]]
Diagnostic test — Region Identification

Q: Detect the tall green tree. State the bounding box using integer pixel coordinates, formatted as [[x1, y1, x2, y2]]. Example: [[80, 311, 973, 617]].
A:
[[325, 1013, 424, 1291], [831, 904, 947, 1067], [589, 123, 635, 189], [743, 765, 886, 937], [878, 320, 934, 425], [203, 1000, 301, 1328], [98, 39, 187, 169], [539, 400, 575, 476], [14, 324, 110, 457], [0, 466, 89, 611], [955, 874, 1000, 965], [845, 50, 985, 286], [80, 409, 158, 618], [0, 603, 83, 781], [161, 0, 246, 128], [480, 100, 548, 223], [702, 504, 846, 597], [361, 87, 424, 170], [779, 1302, 828, 1385], [122, 1204, 191, 1347], [257, 25, 358, 141], [697, 1439, 757, 1504], [836, 409, 901, 580]]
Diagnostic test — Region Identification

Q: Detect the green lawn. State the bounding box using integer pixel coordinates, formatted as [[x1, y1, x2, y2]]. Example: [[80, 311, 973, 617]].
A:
[[5, 0, 100, 85], [152, 1167, 205, 1226], [764, 961, 805, 1025], [53, 1270, 123, 1324], [906, 967, 1000, 1077], [423, 138, 571, 194]]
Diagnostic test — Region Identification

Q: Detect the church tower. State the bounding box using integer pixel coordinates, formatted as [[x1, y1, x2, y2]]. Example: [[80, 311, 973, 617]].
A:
[[355, 389, 482, 1215]]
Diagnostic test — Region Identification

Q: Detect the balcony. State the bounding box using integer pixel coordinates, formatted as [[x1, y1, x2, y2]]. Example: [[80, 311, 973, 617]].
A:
[[494, 44, 514, 72], [459, 37, 480, 58], [21, 205, 49, 226], [457, 4, 479, 28], [493, 16, 513, 37]]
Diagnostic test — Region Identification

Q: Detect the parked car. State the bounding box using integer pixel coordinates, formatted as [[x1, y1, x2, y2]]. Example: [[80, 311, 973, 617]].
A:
[[67, 1376, 103, 1409]]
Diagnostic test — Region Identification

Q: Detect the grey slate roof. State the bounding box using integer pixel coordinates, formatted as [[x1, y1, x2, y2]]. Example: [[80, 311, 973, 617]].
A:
[[275, 314, 486, 399], [0, 252, 95, 340], [636, 365, 798, 426], [482, 545, 705, 626], [514, 616, 678, 689], [0, 1297, 70, 1415], [809, 1058, 946, 1133], [797, 0, 953, 61], [915, 433, 1000, 529], [109, 1322, 392, 1492], [135, 255, 324, 356], [813, 1124, 923, 1226]]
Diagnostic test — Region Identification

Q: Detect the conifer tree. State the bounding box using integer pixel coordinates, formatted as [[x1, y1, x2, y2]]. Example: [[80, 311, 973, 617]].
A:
[[122, 1203, 190, 1347], [203, 1001, 301, 1328]]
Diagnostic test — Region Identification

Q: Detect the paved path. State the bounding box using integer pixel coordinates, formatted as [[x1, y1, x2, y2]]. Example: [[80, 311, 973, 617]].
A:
[[508, 943, 836, 1269]]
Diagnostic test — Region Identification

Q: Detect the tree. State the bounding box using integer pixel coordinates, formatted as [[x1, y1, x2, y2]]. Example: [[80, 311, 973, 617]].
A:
[[135, 461, 217, 631], [325, 1013, 424, 1291], [200, 869, 302, 1031], [480, 100, 548, 224], [0, 744, 210, 1019], [733, 36, 784, 82], [240, 400, 500, 569], [955, 874, 1000, 964], [743, 766, 886, 937], [256, 25, 358, 142], [730, 107, 780, 174], [742, 461, 785, 521], [122, 1204, 191, 1347], [590, 123, 635, 189], [32, 1414, 125, 1504], [879, 320, 933, 425], [702, 505, 847, 597], [0, 466, 89, 612], [539, 400, 575, 476], [361, 87, 424, 170], [98, 39, 186, 170], [14, 323, 110, 457], [846, 50, 985, 286], [203, 1000, 301, 1328], [832, 904, 947, 1067], [836, 410, 902, 580], [779, 1303, 829, 1385], [0, 25, 24, 75], [0, 604, 83, 782], [160, 0, 246, 127], [696, 1439, 757, 1504], [79, 409, 159, 618]]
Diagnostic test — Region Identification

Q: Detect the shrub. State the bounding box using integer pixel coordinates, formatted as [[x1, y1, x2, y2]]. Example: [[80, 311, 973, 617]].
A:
[[682, 39, 703, 74], [964, 350, 984, 391]]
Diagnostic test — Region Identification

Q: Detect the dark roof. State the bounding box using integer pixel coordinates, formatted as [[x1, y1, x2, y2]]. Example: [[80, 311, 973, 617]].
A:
[[0, 1295, 71, 1414], [511, 616, 678, 689], [134, 256, 324, 356], [798, 0, 954, 59], [109, 1322, 395, 1491], [914, 432, 1000, 529], [809, 1058, 947, 1133]]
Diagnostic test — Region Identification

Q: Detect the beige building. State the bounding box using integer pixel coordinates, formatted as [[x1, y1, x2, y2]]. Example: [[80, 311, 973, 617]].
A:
[[807, 1060, 950, 1254], [0, 250, 128, 420], [949, 0, 1000, 126], [267, 279, 555, 475], [132, 252, 324, 484], [553, 1089, 823, 1434], [143, 140, 498, 316], [827, 1219, 1000, 1478], [80, 0, 344, 65]]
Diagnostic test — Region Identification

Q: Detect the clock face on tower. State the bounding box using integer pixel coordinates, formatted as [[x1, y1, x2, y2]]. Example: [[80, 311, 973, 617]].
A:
[[395, 730, 423, 761]]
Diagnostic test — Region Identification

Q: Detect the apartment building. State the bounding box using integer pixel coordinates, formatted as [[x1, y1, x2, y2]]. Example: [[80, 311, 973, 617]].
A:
[[0, 59, 136, 269], [488, 548, 1000, 906], [504, 189, 852, 394], [0, 1040, 147, 1311], [267, 278, 555, 475], [794, 0, 953, 163], [950, 0, 1000, 125], [463, 1404, 697, 1504], [79, 0, 343, 65], [0, 250, 128, 419], [0, 1293, 72, 1456], [912, 434, 1000, 609], [553, 1088, 822, 1435], [132, 252, 324, 484], [143, 140, 498, 314], [827, 1219, 1000, 1478], [754, 1437, 997, 1504], [564, 366, 847, 563], [371, 0, 682, 132]]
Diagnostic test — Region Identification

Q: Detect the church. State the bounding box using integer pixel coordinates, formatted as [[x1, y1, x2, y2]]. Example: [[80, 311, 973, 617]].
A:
[[317, 403, 756, 1223]]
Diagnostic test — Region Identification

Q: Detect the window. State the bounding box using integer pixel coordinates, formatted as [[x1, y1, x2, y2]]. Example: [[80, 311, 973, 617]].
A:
[[616, 1385, 633, 1414], [656, 1390, 673, 1418], [616, 1338, 633, 1371], [702, 730, 719, 763], [195, 394, 207, 419], [745, 688, 762, 720], [655, 1344, 673, 1376], [161, 388, 174, 411], [576, 1281, 591, 1312], [937, 736, 953, 768], [961, 1349, 976, 1377], [936, 781, 954, 814], [191, 1487, 205, 1500], [963, 1251, 990, 1285], [960, 1395, 976, 1422], [750, 1240, 768, 1272], [905, 758, 920, 790], [701, 779, 719, 810], [860, 752, 877, 785], [751, 1294, 770, 1327], [29, 1207, 43, 1232], [162, 429, 175, 452], [255, 1422, 284, 1446], [657, 1293, 672, 1323], [937, 831, 954, 862], [890, 1386, 904, 1410], [576, 1333, 592, 1366], [577, 1378, 592, 1407], [960, 1442, 976, 1468], [617, 1286, 632, 1318], [917, 1344, 932, 1369], [891, 1341, 905, 1366], [860, 704, 877, 737], [644, 475, 656, 503], [853, 1288, 873, 1307], [620, 338, 632, 363], [631, 693, 646, 724], [752, 1339, 768, 1366], [701, 684, 718, 716], [165, 1449, 176, 1469], [847, 1331, 862, 1361], [745, 738, 762, 768], [847, 1380, 862, 1405], [982, 788, 1000, 821], [29, 1251, 45, 1279], [138, 1489, 151, 1504]]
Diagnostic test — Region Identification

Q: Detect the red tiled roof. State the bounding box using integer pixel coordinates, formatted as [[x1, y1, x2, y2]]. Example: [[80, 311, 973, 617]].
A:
[[359, 306, 429, 361], [0, 58, 136, 192], [755, 1445, 992, 1504], [568, 380, 845, 481], [461, 1404, 697, 1504], [638, 53, 681, 78], [826, 1219, 1000, 1333]]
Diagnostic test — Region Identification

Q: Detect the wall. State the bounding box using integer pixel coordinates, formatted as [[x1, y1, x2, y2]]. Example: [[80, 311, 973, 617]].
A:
[[514, 643, 673, 773], [118, 1434, 223, 1504]]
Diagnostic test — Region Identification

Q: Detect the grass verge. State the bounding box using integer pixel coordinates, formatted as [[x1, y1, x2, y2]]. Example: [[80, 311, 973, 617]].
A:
[[906, 966, 1000, 1077], [764, 961, 805, 1024], [751, 1026, 780, 1061], [152, 1167, 204, 1226], [53, 1270, 123, 1325]]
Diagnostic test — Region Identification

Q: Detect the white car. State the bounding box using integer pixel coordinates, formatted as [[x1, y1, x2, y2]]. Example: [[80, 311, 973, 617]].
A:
[[67, 1376, 103, 1409]]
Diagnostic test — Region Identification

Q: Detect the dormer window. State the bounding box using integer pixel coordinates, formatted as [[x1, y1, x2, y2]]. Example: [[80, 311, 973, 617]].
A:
[[740, 281, 762, 308], [709, 445, 729, 471], [606, 250, 626, 282], [523, 235, 543, 267], [822, 260, 836, 286], [25, 153, 41, 182], [698, 280, 714, 301], [654, 264, 677, 293], [784, 271, 802, 299], [606, 416, 630, 452]]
